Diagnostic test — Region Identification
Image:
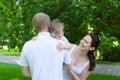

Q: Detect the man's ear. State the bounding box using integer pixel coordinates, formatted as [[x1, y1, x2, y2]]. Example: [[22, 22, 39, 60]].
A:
[[48, 22, 51, 28], [89, 47, 95, 51], [47, 22, 51, 32]]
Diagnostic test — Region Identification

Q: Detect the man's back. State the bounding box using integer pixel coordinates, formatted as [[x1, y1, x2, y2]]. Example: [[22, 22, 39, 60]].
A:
[[19, 32, 65, 80]]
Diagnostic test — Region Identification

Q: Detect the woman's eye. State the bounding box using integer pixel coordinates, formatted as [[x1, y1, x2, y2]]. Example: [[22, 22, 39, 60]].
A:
[[83, 39, 88, 44]]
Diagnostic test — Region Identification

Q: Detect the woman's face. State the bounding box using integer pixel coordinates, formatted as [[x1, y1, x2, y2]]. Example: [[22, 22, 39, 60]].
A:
[[79, 35, 93, 51]]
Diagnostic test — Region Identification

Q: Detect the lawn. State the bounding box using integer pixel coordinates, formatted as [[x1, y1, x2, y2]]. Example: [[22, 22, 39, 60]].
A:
[[0, 49, 19, 56], [0, 62, 31, 80], [88, 73, 120, 80], [0, 62, 120, 80]]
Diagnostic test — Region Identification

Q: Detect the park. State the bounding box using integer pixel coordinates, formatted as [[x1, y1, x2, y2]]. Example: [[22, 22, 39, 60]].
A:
[[0, 0, 120, 80]]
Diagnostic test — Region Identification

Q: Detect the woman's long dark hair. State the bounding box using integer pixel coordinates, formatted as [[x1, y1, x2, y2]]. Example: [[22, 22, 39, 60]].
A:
[[87, 34, 100, 71]]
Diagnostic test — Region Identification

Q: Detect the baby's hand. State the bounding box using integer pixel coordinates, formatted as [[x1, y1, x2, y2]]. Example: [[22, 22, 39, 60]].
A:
[[31, 36, 37, 41], [56, 43, 65, 52]]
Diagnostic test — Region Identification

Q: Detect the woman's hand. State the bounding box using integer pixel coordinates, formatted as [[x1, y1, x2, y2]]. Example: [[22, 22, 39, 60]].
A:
[[69, 70, 80, 80]]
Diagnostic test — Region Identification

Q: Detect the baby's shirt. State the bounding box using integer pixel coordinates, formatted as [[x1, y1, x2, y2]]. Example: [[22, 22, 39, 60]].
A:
[[62, 36, 69, 44]]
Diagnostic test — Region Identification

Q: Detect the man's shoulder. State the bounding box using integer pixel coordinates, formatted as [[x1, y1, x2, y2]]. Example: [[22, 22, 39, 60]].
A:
[[24, 40, 36, 46], [51, 37, 65, 44]]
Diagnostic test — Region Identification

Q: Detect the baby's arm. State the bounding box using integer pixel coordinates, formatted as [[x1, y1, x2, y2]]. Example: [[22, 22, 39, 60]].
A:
[[56, 36, 73, 51], [62, 36, 69, 44], [56, 43, 73, 51]]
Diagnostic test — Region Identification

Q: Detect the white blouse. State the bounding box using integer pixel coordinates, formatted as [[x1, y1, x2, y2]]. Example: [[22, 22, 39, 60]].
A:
[[63, 45, 89, 80]]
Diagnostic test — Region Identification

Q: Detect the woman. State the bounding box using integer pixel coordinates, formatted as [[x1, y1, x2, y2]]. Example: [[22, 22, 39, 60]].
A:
[[58, 34, 100, 80]]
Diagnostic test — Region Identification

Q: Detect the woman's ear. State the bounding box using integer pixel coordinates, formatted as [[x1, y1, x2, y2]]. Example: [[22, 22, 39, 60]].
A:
[[89, 47, 95, 51]]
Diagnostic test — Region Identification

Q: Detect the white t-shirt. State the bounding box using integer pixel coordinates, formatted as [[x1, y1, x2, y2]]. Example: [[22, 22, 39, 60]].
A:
[[19, 32, 70, 80]]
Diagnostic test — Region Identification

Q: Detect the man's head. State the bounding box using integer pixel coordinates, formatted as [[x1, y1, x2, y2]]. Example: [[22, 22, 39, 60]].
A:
[[32, 13, 50, 32]]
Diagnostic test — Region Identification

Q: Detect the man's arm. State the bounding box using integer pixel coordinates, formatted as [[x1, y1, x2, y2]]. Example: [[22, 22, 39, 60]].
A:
[[19, 42, 31, 78], [21, 66, 31, 78]]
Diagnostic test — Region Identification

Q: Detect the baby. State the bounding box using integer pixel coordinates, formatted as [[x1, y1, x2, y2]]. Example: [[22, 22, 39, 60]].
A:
[[51, 19, 73, 50], [32, 19, 72, 50]]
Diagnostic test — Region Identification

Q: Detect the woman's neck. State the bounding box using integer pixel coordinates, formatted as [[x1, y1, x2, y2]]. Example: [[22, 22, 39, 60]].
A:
[[75, 46, 88, 59]]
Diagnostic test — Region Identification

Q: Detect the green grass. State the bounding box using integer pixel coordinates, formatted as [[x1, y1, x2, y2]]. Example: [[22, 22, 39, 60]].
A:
[[0, 62, 120, 80], [88, 73, 120, 80], [0, 49, 19, 56], [0, 62, 31, 80]]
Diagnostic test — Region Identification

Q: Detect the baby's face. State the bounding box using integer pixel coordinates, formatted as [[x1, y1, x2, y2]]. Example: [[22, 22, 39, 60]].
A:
[[52, 29, 64, 40], [54, 34, 63, 40]]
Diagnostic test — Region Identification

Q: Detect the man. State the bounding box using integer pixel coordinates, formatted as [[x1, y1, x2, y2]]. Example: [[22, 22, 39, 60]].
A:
[[19, 13, 70, 80]]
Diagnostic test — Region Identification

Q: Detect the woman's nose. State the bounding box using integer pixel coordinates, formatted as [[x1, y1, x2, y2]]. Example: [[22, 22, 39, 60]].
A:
[[80, 39, 84, 44]]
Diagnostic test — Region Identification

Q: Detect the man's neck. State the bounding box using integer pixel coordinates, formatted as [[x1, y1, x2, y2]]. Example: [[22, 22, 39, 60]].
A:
[[38, 29, 49, 33]]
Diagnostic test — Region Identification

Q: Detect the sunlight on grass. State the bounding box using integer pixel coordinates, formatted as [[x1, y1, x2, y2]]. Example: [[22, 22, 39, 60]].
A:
[[0, 49, 19, 56], [3, 45, 9, 50], [11, 78, 19, 80]]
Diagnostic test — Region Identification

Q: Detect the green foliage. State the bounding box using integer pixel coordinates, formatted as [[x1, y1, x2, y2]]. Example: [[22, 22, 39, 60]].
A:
[[107, 45, 120, 61], [0, 0, 120, 60], [98, 32, 117, 60], [97, 60, 120, 66]]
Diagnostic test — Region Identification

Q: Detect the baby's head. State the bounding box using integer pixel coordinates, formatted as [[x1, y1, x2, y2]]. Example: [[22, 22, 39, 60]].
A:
[[51, 19, 64, 40]]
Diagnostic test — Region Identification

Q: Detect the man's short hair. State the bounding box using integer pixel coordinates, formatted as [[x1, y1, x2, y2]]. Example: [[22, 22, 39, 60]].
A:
[[32, 13, 50, 32]]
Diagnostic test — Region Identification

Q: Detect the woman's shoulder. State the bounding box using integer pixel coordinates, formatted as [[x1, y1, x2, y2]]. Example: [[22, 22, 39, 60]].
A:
[[72, 45, 80, 51]]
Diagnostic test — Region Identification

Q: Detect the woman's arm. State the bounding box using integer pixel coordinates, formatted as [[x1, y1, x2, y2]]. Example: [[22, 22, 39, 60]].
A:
[[69, 70, 80, 80], [79, 65, 90, 80]]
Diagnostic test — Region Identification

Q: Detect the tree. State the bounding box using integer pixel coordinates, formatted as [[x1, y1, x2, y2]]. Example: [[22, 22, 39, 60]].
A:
[[0, 0, 120, 60]]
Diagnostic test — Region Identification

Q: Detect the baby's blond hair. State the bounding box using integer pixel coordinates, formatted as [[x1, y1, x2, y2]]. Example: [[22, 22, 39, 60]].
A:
[[51, 19, 64, 34]]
